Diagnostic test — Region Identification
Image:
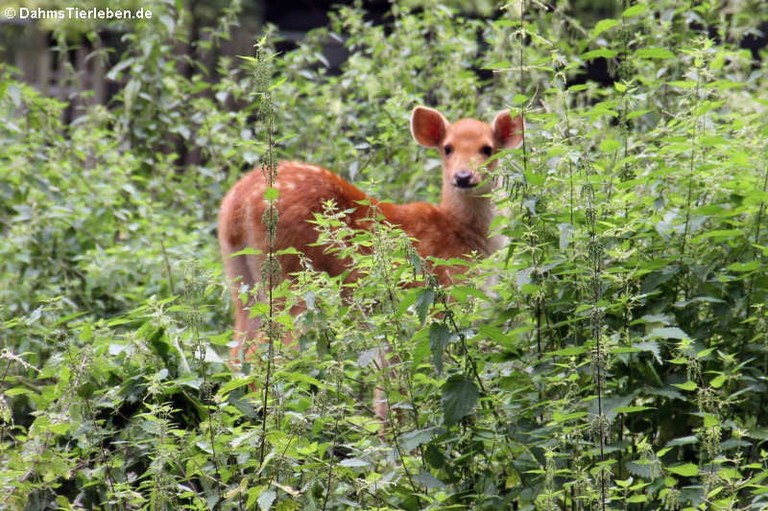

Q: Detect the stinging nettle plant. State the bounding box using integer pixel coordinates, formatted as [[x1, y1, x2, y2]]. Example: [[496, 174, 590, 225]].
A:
[[1, 0, 768, 510]]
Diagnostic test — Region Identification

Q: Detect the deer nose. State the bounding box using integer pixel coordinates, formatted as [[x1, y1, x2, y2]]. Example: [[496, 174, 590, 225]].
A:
[[453, 170, 476, 188]]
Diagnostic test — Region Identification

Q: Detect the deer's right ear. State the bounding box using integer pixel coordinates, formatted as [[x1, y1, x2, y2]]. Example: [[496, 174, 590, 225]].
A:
[[492, 111, 525, 149], [410, 106, 448, 148]]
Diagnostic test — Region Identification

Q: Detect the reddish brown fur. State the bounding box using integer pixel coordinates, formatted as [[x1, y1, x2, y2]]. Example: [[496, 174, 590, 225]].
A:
[[218, 106, 524, 369]]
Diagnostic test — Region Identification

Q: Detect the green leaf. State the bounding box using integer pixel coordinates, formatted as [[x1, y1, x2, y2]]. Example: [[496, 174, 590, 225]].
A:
[[552, 411, 587, 423], [647, 327, 690, 340], [667, 463, 699, 477], [665, 435, 698, 447], [257, 489, 276, 511], [400, 428, 438, 452], [483, 60, 512, 69], [550, 346, 586, 357], [635, 47, 676, 59], [414, 469, 445, 489], [478, 325, 510, 347], [339, 458, 370, 468], [672, 381, 697, 391], [695, 229, 744, 241], [414, 287, 435, 325], [429, 323, 453, 374], [668, 80, 698, 89], [592, 19, 620, 37], [710, 374, 726, 389], [218, 376, 256, 395], [263, 186, 279, 200], [614, 405, 655, 414], [634, 340, 662, 364], [442, 374, 479, 426], [622, 3, 647, 17], [727, 261, 760, 272], [582, 48, 619, 60]]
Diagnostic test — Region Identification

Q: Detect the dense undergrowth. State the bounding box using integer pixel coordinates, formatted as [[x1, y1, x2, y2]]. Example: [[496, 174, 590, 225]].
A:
[[1, 0, 768, 509]]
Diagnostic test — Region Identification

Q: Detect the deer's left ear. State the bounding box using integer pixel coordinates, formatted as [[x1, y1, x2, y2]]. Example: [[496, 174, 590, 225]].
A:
[[492, 111, 525, 149]]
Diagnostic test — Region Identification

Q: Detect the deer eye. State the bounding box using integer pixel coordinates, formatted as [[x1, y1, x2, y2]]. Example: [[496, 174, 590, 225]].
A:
[[480, 145, 493, 157], [443, 144, 454, 156]]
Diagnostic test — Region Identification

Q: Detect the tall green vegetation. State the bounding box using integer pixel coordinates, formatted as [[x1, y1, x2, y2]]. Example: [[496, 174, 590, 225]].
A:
[[1, 0, 767, 509]]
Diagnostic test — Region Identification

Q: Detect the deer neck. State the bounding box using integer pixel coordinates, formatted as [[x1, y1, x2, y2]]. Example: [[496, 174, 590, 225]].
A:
[[439, 185, 495, 244]]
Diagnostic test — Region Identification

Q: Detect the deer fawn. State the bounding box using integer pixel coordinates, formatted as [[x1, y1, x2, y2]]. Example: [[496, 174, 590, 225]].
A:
[[218, 106, 524, 419]]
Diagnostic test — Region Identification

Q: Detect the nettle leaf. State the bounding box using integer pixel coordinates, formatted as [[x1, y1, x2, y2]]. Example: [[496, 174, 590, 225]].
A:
[[582, 48, 619, 60], [694, 229, 744, 241], [414, 287, 435, 325], [627, 460, 658, 479], [622, 3, 647, 17], [592, 19, 620, 37], [667, 463, 699, 477], [429, 323, 453, 374], [727, 261, 760, 272], [414, 469, 445, 489], [339, 458, 370, 468], [634, 340, 662, 364], [672, 381, 697, 391], [442, 374, 480, 426], [400, 427, 438, 452], [558, 222, 574, 250], [257, 489, 276, 511], [634, 47, 676, 59], [647, 326, 690, 341]]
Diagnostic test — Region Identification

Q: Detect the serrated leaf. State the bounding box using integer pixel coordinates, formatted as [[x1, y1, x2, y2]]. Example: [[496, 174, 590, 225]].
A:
[[411, 328, 430, 367], [339, 458, 370, 468], [622, 3, 647, 17], [672, 381, 697, 391], [551, 346, 586, 357], [257, 489, 276, 511], [478, 325, 510, 347], [414, 287, 435, 325], [667, 463, 699, 477], [727, 261, 760, 272], [668, 80, 698, 89], [414, 469, 445, 489], [695, 229, 744, 240], [558, 222, 574, 250], [614, 405, 654, 414], [275, 371, 322, 388], [635, 47, 676, 59], [400, 428, 437, 452], [552, 411, 587, 423], [218, 375, 256, 395], [484, 60, 512, 69], [592, 19, 620, 37], [633, 340, 662, 363], [429, 323, 452, 374], [582, 48, 619, 60], [442, 374, 479, 426], [710, 374, 726, 389], [647, 327, 690, 340], [627, 460, 660, 478], [357, 347, 379, 368], [665, 435, 698, 448]]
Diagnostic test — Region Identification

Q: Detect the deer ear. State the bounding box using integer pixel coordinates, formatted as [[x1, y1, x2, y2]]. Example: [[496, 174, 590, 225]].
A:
[[492, 111, 525, 149], [411, 106, 448, 148]]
